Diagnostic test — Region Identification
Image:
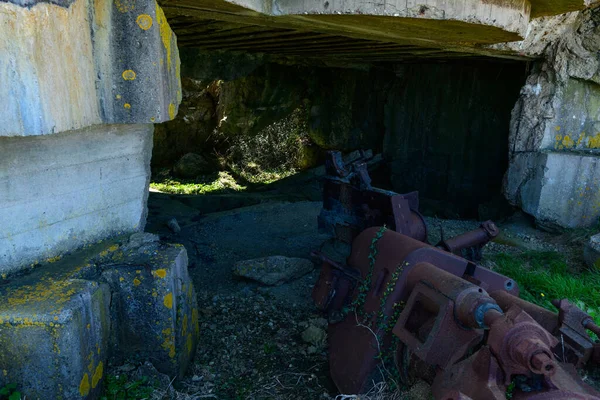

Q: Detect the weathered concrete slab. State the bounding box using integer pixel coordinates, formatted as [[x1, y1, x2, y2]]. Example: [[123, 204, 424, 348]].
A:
[[0, 0, 181, 137], [0, 234, 199, 399], [0, 124, 153, 276], [505, 151, 600, 229]]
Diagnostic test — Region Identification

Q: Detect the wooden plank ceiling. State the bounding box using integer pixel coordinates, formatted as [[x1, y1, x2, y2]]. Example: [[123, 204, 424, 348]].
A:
[[166, 15, 532, 63]]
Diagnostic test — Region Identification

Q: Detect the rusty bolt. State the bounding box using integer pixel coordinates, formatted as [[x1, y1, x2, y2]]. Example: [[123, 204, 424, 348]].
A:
[[530, 352, 556, 376]]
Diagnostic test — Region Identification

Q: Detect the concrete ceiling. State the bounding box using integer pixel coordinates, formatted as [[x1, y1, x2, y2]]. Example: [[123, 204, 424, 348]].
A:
[[160, 0, 594, 63]]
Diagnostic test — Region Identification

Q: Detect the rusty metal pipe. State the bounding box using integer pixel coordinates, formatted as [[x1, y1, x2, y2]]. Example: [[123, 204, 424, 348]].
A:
[[407, 262, 501, 329], [585, 321, 600, 337], [490, 290, 559, 334], [437, 221, 499, 255]]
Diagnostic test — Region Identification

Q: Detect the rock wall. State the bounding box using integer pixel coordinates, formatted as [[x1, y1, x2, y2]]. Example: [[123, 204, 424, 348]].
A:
[[158, 50, 526, 217], [505, 6, 600, 228]]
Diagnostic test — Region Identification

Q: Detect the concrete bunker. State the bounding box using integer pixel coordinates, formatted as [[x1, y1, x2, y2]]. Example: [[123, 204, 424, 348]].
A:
[[1, 0, 600, 398]]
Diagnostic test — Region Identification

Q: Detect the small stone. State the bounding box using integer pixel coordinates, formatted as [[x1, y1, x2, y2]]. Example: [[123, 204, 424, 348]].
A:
[[233, 256, 315, 286], [584, 233, 600, 270], [126, 232, 160, 249], [167, 217, 181, 233], [301, 325, 327, 346], [172, 153, 212, 178]]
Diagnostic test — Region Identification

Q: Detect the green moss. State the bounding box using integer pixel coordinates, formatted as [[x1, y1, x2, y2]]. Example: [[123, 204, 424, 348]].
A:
[[150, 171, 246, 195]]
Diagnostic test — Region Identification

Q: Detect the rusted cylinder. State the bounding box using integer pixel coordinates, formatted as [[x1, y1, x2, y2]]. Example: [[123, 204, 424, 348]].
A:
[[406, 262, 501, 329], [437, 220, 499, 255], [585, 321, 600, 337], [490, 290, 559, 333]]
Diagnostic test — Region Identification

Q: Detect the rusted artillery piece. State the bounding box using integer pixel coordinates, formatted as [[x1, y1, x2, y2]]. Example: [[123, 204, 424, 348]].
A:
[[313, 151, 600, 400]]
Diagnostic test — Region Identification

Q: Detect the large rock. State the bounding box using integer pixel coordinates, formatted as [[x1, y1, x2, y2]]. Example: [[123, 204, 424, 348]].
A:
[[584, 233, 600, 269], [172, 153, 212, 178], [233, 256, 314, 286]]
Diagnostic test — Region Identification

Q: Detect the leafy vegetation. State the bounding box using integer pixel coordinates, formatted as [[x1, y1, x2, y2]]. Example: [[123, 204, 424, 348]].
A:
[[0, 383, 20, 400], [151, 106, 319, 195], [218, 107, 314, 180], [101, 375, 157, 400], [490, 251, 600, 324]]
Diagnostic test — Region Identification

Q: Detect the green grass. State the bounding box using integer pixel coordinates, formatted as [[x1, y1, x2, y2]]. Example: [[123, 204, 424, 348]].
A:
[[150, 171, 246, 195], [229, 163, 297, 185], [491, 251, 600, 323]]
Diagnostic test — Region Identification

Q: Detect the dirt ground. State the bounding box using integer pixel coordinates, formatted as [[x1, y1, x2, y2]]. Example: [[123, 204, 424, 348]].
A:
[[137, 190, 594, 400]]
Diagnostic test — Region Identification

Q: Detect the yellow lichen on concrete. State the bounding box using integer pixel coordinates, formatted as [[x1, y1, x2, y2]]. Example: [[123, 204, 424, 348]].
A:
[[154, 269, 167, 279], [187, 333, 193, 354], [163, 293, 173, 309], [589, 134, 600, 149], [122, 70, 137, 81], [182, 314, 188, 337], [156, 4, 176, 73], [561, 135, 574, 148], [161, 328, 176, 358], [168, 102, 176, 119], [79, 373, 90, 396], [3, 277, 79, 312], [133, 278, 141, 286], [124, 103, 131, 109], [92, 361, 103, 388], [114, 0, 135, 13], [192, 308, 199, 335], [136, 14, 153, 30]]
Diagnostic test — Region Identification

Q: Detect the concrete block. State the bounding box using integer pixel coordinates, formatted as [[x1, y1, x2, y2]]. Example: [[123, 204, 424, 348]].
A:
[[584, 233, 600, 270], [505, 151, 600, 228], [0, 278, 110, 400], [99, 234, 199, 378]]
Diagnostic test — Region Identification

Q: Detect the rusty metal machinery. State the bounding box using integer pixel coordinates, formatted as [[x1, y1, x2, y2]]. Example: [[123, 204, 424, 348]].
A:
[[312, 151, 600, 400]]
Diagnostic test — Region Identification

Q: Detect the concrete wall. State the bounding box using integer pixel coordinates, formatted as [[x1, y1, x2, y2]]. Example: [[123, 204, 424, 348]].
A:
[[0, 124, 153, 276], [505, 6, 600, 228]]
